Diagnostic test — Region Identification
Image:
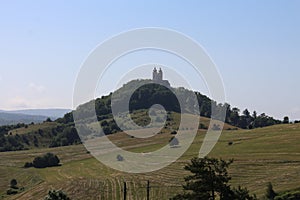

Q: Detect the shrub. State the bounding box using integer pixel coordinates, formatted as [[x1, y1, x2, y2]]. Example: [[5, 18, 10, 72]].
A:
[[10, 179, 18, 189], [6, 188, 18, 195], [198, 123, 208, 129], [170, 131, 177, 135], [117, 154, 124, 161], [24, 162, 33, 168], [32, 153, 60, 168], [266, 182, 277, 199], [44, 190, 70, 200], [274, 191, 300, 200]]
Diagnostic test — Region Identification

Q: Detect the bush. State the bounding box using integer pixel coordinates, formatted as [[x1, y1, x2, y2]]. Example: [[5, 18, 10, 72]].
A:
[[6, 188, 18, 195], [170, 131, 177, 135], [44, 190, 70, 200], [198, 123, 208, 129], [10, 179, 18, 189], [24, 162, 33, 168], [266, 182, 277, 199], [32, 153, 60, 168], [274, 191, 300, 200], [117, 154, 124, 161]]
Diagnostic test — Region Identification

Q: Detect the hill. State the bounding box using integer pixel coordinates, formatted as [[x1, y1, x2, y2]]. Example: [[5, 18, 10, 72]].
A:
[[0, 79, 282, 152], [0, 109, 70, 126], [0, 79, 296, 199], [3, 108, 70, 119], [0, 123, 300, 199], [71, 79, 281, 130], [0, 110, 235, 152], [0, 112, 47, 126]]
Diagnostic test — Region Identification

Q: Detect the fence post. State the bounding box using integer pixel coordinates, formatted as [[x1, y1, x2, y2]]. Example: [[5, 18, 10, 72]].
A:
[[123, 181, 127, 200], [147, 180, 150, 200]]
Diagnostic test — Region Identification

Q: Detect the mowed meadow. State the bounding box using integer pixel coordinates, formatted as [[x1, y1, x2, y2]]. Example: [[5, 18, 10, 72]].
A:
[[1, 122, 300, 199]]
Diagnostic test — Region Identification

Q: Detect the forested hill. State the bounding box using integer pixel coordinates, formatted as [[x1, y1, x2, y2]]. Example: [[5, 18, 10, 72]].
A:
[[59, 79, 281, 129], [0, 79, 282, 152]]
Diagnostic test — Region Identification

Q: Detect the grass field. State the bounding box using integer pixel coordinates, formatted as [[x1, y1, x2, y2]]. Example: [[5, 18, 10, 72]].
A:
[[9, 122, 58, 136], [1, 122, 300, 199]]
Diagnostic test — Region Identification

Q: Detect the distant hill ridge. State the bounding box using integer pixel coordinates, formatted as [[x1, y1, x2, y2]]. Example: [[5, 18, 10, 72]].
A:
[[3, 108, 71, 118], [0, 109, 70, 126]]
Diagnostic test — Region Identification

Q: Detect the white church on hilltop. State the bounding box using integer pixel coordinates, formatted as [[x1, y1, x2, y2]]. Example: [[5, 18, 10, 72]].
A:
[[152, 67, 170, 87]]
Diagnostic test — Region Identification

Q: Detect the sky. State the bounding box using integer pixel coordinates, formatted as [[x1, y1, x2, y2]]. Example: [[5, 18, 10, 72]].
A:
[[0, 0, 299, 120]]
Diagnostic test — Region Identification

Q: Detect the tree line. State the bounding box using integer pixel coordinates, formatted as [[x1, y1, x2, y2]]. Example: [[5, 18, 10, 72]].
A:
[[67, 80, 285, 130], [0, 123, 80, 152]]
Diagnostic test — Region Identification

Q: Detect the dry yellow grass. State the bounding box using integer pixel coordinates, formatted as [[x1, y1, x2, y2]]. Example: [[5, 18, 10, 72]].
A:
[[1, 123, 300, 199]]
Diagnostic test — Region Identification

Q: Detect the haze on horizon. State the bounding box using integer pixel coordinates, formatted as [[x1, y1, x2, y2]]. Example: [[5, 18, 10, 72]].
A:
[[0, 1, 299, 120]]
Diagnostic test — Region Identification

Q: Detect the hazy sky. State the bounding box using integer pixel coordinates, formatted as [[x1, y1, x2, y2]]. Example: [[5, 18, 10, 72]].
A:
[[0, 1, 299, 120]]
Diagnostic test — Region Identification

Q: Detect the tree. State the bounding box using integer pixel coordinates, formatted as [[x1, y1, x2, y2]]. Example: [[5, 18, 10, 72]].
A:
[[44, 153, 60, 167], [10, 179, 18, 189], [44, 190, 70, 200], [32, 153, 60, 168], [243, 109, 250, 118], [171, 157, 257, 200], [63, 127, 80, 145], [230, 108, 240, 126], [252, 111, 257, 119], [283, 116, 289, 124], [232, 186, 257, 200], [265, 182, 276, 200], [171, 157, 233, 199], [24, 162, 33, 168], [32, 156, 47, 168], [45, 117, 52, 122]]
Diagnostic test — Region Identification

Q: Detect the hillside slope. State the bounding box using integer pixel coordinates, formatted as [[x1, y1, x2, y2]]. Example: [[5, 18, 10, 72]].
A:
[[0, 123, 300, 199]]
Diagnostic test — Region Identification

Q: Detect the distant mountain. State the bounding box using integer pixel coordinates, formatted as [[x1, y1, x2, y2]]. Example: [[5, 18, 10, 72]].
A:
[[4, 108, 71, 119], [0, 109, 70, 126], [0, 112, 47, 126]]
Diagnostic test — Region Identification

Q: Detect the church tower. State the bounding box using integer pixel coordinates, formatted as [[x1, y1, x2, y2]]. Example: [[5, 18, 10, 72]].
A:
[[152, 67, 158, 81], [158, 68, 163, 81], [151, 67, 170, 87]]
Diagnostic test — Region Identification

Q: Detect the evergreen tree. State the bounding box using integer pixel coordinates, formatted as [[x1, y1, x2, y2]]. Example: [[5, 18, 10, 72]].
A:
[[265, 182, 277, 200], [171, 157, 257, 200]]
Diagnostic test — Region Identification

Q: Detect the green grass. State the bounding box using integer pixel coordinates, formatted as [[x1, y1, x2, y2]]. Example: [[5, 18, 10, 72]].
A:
[[1, 123, 300, 199]]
